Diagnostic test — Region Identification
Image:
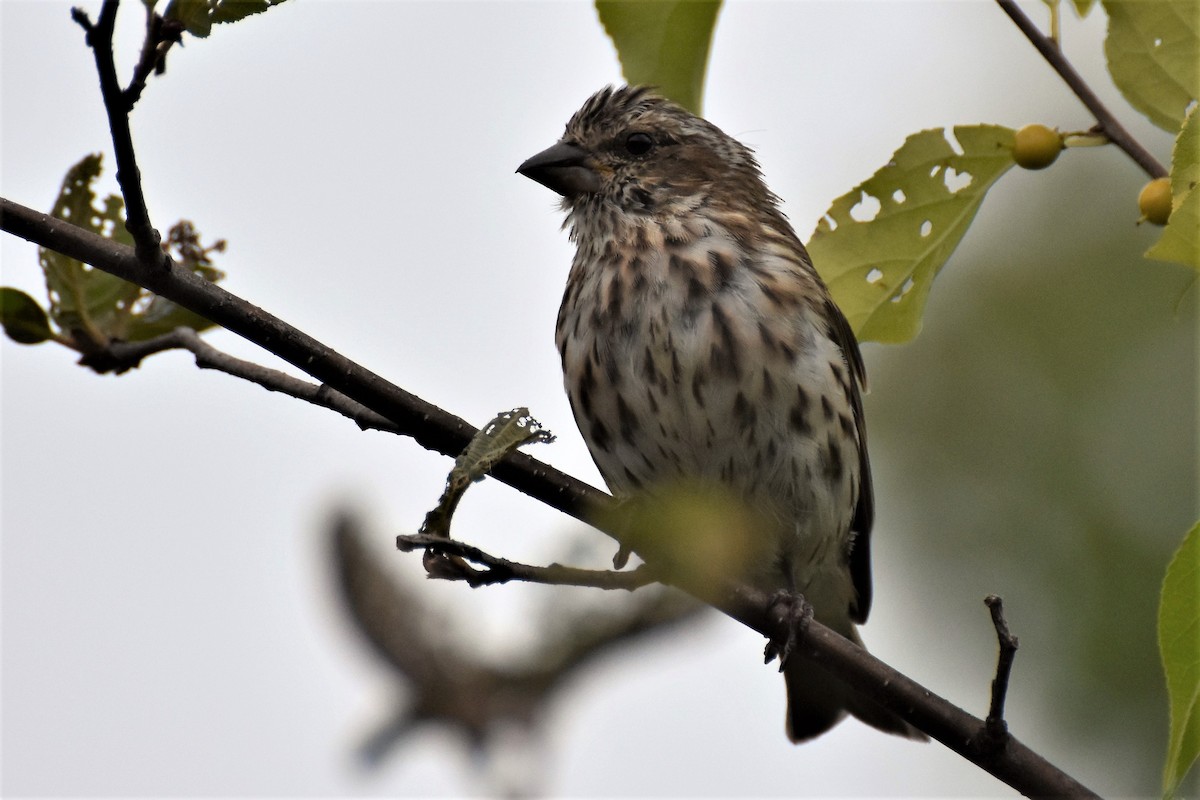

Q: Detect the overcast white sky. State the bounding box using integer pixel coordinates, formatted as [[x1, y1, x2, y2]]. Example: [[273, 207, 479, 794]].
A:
[[1, 1, 1184, 797]]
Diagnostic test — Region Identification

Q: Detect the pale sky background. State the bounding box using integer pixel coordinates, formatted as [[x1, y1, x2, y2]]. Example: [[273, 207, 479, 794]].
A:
[[1, 1, 1189, 797]]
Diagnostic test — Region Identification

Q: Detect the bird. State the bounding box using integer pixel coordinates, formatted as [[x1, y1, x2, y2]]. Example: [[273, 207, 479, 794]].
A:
[[517, 85, 924, 743]]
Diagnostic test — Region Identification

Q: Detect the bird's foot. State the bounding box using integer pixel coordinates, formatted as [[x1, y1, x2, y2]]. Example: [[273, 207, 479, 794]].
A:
[[763, 590, 813, 672]]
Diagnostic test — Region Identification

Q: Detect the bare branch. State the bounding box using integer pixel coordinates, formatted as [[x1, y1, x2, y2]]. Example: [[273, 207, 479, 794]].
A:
[[72, 0, 165, 265], [396, 532, 658, 590], [126, 4, 183, 105], [995, 0, 1168, 178], [984, 594, 1020, 740], [154, 328, 402, 430], [72, 327, 406, 435]]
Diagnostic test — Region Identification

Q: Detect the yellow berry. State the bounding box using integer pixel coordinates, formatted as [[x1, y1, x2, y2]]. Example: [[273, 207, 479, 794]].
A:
[[1138, 177, 1172, 225], [1012, 124, 1063, 170]]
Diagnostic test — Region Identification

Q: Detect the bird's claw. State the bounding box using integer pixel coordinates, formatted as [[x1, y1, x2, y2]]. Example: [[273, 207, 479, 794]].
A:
[[763, 590, 813, 672]]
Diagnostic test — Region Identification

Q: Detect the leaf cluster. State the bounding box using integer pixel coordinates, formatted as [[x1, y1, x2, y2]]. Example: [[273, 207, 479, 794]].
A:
[[0, 154, 225, 362]]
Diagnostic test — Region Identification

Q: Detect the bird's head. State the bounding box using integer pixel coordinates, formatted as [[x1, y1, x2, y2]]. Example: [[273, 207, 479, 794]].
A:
[[517, 86, 774, 226]]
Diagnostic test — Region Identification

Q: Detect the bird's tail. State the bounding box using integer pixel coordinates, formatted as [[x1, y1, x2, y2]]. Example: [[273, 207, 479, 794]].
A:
[[784, 625, 928, 743]]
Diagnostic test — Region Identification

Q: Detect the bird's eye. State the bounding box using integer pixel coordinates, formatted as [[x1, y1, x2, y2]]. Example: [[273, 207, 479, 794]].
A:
[[624, 132, 654, 156]]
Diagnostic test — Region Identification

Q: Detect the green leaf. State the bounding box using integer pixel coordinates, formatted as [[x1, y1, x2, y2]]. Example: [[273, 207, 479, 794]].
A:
[[420, 408, 555, 539], [42, 157, 226, 351], [41, 154, 140, 346], [1147, 189, 1200, 269], [164, 0, 288, 38], [1159, 522, 1200, 796], [1167, 103, 1200, 202], [124, 221, 224, 339], [1069, 0, 1099, 16], [1147, 104, 1200, 270], [0, 287, 53, 345], [806, 126, 1018, 344], [123, 300, 219, 341], [164, 0, 212, 36], [595, 0, 722, 115], [1103, 0, 1199, 133]]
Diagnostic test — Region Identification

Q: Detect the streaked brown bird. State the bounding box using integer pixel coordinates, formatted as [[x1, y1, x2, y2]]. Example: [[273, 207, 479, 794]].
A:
[[518, 85, 924, 743]]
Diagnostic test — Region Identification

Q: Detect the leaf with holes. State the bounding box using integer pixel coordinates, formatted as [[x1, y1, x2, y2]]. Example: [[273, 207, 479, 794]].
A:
[[42, 156, 225, 351], [595, 0, 722, 115], [1159, 522, 1200, 797], [1147, 103, 1199, 270], [807, 125, 1017, 344], [1103, 0, 1199, 133], [40, 154, 139, 348], [164, 0, 289, 38], [420, 408, 555, 540]]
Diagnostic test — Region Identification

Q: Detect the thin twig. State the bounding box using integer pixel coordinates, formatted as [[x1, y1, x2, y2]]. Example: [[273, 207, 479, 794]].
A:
[[995, 0, 1168, 179], [395, 532, 658, 590], [126, 4, 181, 106], [71, 0, 165, 265], [76, 327, 404, 434], [984, 594, 1020, 740]]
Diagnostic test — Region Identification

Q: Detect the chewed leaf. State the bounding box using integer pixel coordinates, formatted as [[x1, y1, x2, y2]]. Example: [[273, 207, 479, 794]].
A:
[[40, 154, 139, 347], [1147, 104, 1200, 270], [420, 408, 555, 539], [164, 0, 289, 38], [40, 157, 226, 351], [1168, 104, 1200, 203], [1158, 522, 1200, 796], [1103, 0, 1199, 133], [807, 125, 1017, 344], [595, 0, 721, 115]]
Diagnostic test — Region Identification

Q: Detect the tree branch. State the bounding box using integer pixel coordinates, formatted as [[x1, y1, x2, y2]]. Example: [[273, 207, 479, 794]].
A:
[[72, 0, 165, 265], [984, 594, 1020, 741], [395, 532, 659, 589], [83, 326, 404, 435], [995, 0, 1168, 179], [1, 191, 1100, 797], [126, 5, 182, 106]]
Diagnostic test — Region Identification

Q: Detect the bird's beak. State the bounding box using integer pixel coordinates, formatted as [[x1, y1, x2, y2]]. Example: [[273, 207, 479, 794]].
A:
[[517, 142, 601, 197]]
